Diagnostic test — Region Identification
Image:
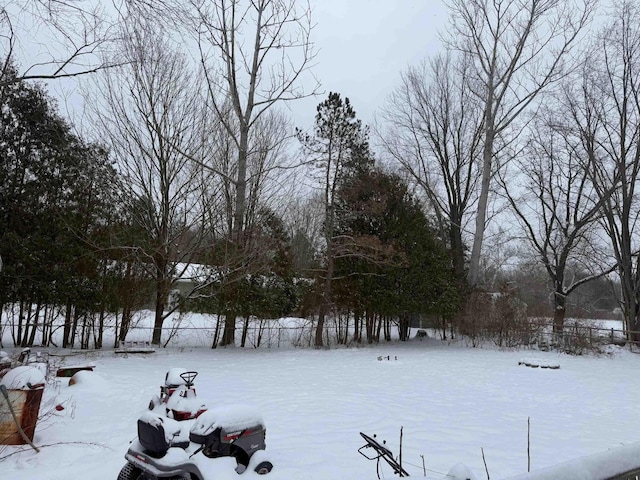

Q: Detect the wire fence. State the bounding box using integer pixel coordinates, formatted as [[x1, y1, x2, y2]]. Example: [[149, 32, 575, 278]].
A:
[[529, 319, 638, 353], [68, 317, 640, 352], [461, 317, 639, 354], [1, 311, 638, 353], [122, 320, 399, 349], [0, 317, 380, 350]]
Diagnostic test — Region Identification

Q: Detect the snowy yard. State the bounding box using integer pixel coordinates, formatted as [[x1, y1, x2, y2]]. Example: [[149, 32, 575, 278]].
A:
[[2, 334, 640, 480]]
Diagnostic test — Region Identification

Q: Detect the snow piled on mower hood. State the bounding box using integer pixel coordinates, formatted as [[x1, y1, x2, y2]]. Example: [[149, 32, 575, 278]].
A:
[[191, 405, 265, 436]]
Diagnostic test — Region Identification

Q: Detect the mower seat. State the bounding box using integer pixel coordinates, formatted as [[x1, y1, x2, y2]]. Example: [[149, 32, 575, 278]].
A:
[[164, 367, 188, 389], [138, 413, 189, 457]]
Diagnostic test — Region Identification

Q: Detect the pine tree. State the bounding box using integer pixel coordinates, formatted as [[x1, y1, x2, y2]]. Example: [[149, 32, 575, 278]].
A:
[[334, 169, 462, 342], [298, 92, 372, 347]]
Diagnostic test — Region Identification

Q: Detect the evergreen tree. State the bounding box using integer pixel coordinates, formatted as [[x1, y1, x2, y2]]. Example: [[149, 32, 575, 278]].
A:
[[0, 64, 121, 347], [298, 92, 372, 347], [334, 169, 462, 342]]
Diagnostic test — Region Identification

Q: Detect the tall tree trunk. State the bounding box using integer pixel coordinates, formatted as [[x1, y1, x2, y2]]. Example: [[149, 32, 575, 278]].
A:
[[113, 310, 120, 348], [211, 315, 222, 349], [41, 304, 49, 346], [365, 309, 373, 343], [315, 307, 326, 349], [222, 125, 249, 347], [96, 308, 104, 349], [315, 251, 334, 348], [450, 220, 466, 284], [62, 302, 72, 348], [19, 300, 32, 347], [552, 291, 567, 336], [152, 270, 169, 345], [26, 301, 40, 346], [384, 316, 391, 341], [69, 308, 80, 348], [399, 314, 410, 341], [468, 120, 495, 287], [341, 314, 349, 345], [152, 293, 164, 345], [241, 316, 249, 348], [119, 305, 132, 343], [80, 314, 88, 349], [222, 312, 237, 347]]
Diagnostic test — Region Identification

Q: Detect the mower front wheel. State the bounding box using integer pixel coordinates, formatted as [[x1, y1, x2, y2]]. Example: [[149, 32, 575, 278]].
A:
[[254, 461, 273, 475]]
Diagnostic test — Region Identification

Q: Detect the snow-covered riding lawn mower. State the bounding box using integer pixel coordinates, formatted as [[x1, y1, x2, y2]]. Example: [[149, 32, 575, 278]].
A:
[[118, 405, 273, 479], [148, 368, 207, 421]]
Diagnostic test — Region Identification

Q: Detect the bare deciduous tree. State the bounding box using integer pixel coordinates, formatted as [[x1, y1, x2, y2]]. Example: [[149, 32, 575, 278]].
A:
[[498, 114, 614, 335], [379, 54, 484, 283], [88, 18, 208, 345], [443, 0, 596, 286], [0, 1, 117, 90], [568, 2, 640, 340], [190, 0, 319, 346]]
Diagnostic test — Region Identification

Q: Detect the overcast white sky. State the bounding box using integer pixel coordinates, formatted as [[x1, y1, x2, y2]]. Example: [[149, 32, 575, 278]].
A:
[[39, 0, 447, 136], [292, 0, 446, 129]]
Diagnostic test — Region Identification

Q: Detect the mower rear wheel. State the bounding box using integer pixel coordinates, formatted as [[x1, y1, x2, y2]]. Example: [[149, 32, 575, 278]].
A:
[[117, 462, 143, 480], [254, 461, 273, 475]]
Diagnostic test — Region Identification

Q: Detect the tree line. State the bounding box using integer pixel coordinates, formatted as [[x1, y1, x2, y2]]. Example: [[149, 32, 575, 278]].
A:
[[0, 0, 639, 349]]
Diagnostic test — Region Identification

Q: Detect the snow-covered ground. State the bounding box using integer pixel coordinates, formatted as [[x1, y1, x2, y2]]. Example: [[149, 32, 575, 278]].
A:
[[2, 322, 640, 479]]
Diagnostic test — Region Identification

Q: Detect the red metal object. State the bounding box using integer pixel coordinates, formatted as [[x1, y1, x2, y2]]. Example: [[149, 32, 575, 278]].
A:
[[0, 387, 44, 445]]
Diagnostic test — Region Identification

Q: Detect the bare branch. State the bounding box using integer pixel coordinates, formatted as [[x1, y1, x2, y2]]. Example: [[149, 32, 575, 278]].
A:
[[0, 1, 119, 88], [442, 0, 598, 286]]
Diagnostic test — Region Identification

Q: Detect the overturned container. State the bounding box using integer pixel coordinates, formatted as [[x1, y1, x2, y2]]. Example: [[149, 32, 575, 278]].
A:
[[0, 365, 45, 445]]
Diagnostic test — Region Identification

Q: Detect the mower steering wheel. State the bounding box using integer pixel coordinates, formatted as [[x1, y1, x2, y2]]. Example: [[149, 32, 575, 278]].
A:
[[180, 371, 198, 386]]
